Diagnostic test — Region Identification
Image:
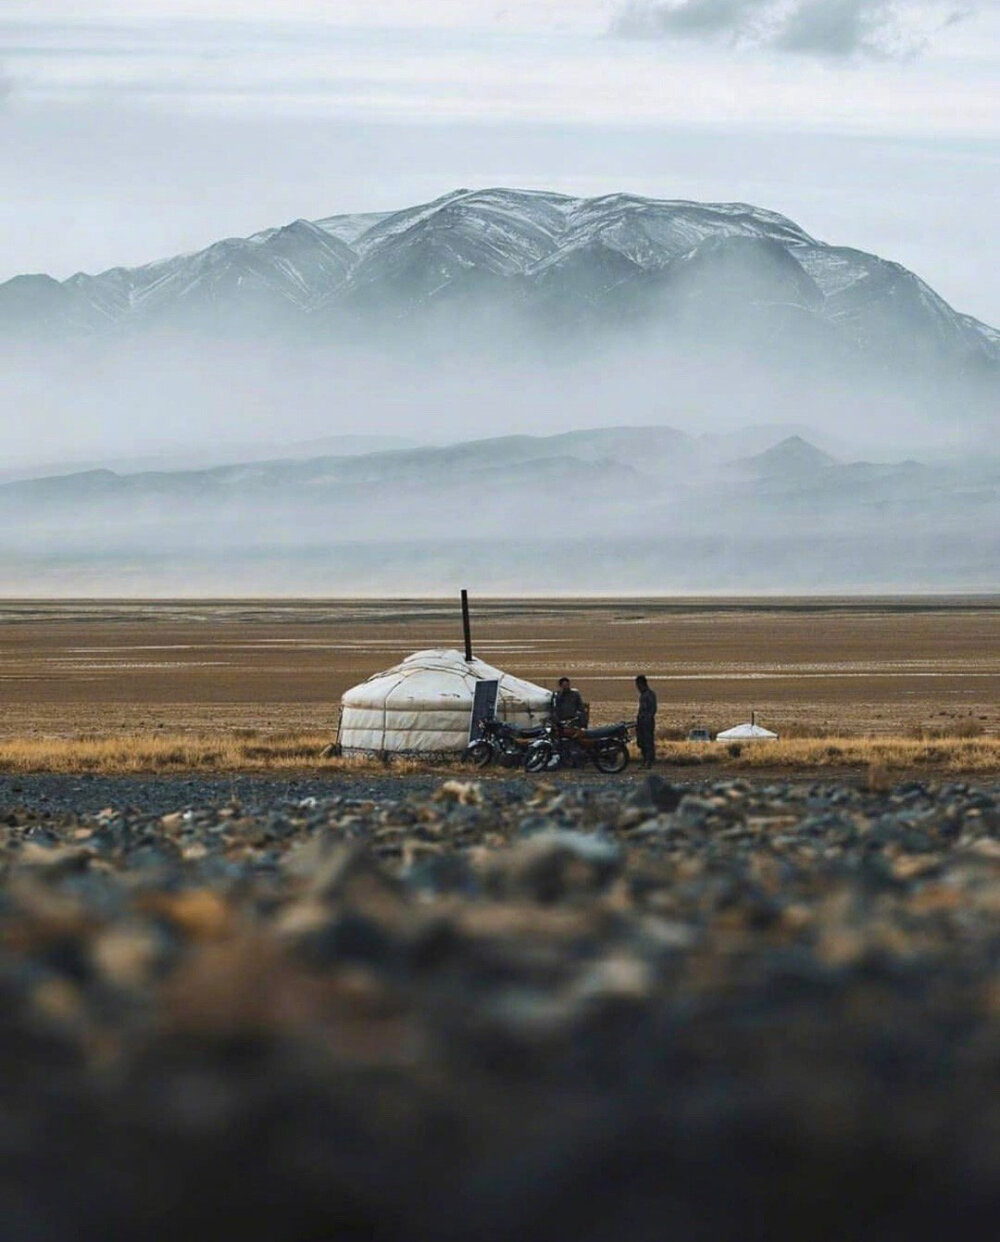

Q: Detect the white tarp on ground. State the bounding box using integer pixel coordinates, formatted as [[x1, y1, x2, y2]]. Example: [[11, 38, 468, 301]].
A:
[[339, 648, 553, 755], [716, 722, 779, 741]]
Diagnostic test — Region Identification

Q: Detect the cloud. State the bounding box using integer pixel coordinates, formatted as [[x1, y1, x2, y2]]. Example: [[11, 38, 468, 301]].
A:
[[619, 0, 771, 39], [612, 0, 976, 58]]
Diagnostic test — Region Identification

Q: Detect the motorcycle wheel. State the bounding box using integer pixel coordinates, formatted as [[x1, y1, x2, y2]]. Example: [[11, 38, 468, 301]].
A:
[[594, 742, 629, 774], [466, 741, 493, 769], [525, 742, 556, 773]]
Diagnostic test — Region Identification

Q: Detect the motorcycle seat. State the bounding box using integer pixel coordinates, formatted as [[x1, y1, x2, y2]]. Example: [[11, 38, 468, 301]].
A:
[[584, 725, 626, 740], [511, 725, 544, 739]]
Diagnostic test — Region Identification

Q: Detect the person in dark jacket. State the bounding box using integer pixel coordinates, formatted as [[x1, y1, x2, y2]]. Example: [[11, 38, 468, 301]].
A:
[[553, 677, 586, 726], [635, 674, 657, 768]]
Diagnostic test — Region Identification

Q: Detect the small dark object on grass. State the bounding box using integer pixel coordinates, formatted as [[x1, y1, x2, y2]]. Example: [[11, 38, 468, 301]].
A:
[[643, 775, 683, 811], [868, 761, 893, 792]]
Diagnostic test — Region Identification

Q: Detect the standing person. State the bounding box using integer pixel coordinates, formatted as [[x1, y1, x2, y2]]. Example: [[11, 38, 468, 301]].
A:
[[635, 674, 657, 768], [553, 677, 586, 726]]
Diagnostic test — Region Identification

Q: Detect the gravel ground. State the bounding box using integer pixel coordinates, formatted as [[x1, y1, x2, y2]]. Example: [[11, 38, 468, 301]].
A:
[[0, 769, 868, 818], [0, 773, 460, 819], [0, 772, 997, 1240]]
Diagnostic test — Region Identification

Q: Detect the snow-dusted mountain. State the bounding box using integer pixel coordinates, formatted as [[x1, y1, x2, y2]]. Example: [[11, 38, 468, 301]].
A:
[[2, 188, 997, 376]]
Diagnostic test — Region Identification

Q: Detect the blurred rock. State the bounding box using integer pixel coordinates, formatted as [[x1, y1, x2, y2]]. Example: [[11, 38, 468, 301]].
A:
[[0, 772, 993, 1240]]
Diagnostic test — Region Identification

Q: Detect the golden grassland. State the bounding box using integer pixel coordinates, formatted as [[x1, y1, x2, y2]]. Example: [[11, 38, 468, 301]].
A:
[[1, 599, 996, 778], [0, 729, 997, 776], [1, 598, 998, 744]]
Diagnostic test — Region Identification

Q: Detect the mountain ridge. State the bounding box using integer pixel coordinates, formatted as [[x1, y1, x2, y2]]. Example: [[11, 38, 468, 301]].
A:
[[2, 422, 996, 592], [1, 188, 996, 373], [0, 422, 985, 504]]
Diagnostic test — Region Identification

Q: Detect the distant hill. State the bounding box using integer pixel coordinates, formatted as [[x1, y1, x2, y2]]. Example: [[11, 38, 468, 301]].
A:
[[2, 423, 997, 593], [0, 434, 424, 486], [741, 435, 839, 478]]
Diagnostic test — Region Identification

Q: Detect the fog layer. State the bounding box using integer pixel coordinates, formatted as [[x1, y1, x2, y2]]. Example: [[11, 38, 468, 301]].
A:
[[1, 188, 997, 594]]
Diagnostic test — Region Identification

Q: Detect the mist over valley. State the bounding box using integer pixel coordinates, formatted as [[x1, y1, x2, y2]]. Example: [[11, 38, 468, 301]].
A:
[[2, 188, 997, 593], [2, 423, 997, 594]]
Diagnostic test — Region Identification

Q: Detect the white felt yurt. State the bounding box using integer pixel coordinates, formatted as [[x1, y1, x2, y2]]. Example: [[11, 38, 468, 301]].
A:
[[716, 721, 779, 742], [338, 649, 552, 756]]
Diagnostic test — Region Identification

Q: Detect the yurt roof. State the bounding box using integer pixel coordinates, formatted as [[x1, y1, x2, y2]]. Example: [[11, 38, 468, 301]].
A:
[[716, 722, 779, 740], [342, 649, 551, 711]]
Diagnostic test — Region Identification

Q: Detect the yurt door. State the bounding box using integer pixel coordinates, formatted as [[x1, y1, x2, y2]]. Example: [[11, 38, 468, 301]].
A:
[[469, 680, 500, 742]]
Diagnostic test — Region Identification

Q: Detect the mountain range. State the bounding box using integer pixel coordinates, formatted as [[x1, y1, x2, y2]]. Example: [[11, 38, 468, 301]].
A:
[[2, 188, 997, 385], [2, 424, 996, 594], [2, 189, 997, 590]]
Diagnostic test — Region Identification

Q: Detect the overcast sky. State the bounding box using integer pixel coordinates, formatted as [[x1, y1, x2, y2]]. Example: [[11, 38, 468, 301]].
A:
[[1, 0, 998, 323]]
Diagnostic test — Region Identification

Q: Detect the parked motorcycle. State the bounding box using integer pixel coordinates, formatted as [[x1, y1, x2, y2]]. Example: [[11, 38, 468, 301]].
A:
[[465, 716, 546, 769], [524, 718, 631, 774]]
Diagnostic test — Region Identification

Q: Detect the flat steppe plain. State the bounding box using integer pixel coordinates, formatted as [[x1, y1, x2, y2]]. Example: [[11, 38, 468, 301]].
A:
[[0, 596, 996, 741]]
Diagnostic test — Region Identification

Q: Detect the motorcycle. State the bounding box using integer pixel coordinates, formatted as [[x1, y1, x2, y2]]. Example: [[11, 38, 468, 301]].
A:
[[524, 718, 631, 774], [465, 715, 546, 769]]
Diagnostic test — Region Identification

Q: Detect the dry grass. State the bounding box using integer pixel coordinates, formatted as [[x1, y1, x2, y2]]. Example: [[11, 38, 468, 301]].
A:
[[0, 730, 997, 776], [1, 601, 997, 777], [652, 737, 1000, 774], [0, 731, 398, 775], [1, 598, 998, 743]]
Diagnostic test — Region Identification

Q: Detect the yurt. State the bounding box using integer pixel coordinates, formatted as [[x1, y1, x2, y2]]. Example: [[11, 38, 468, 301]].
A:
[[716, 719, 779, 742], [339, 649, 552, 756]]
